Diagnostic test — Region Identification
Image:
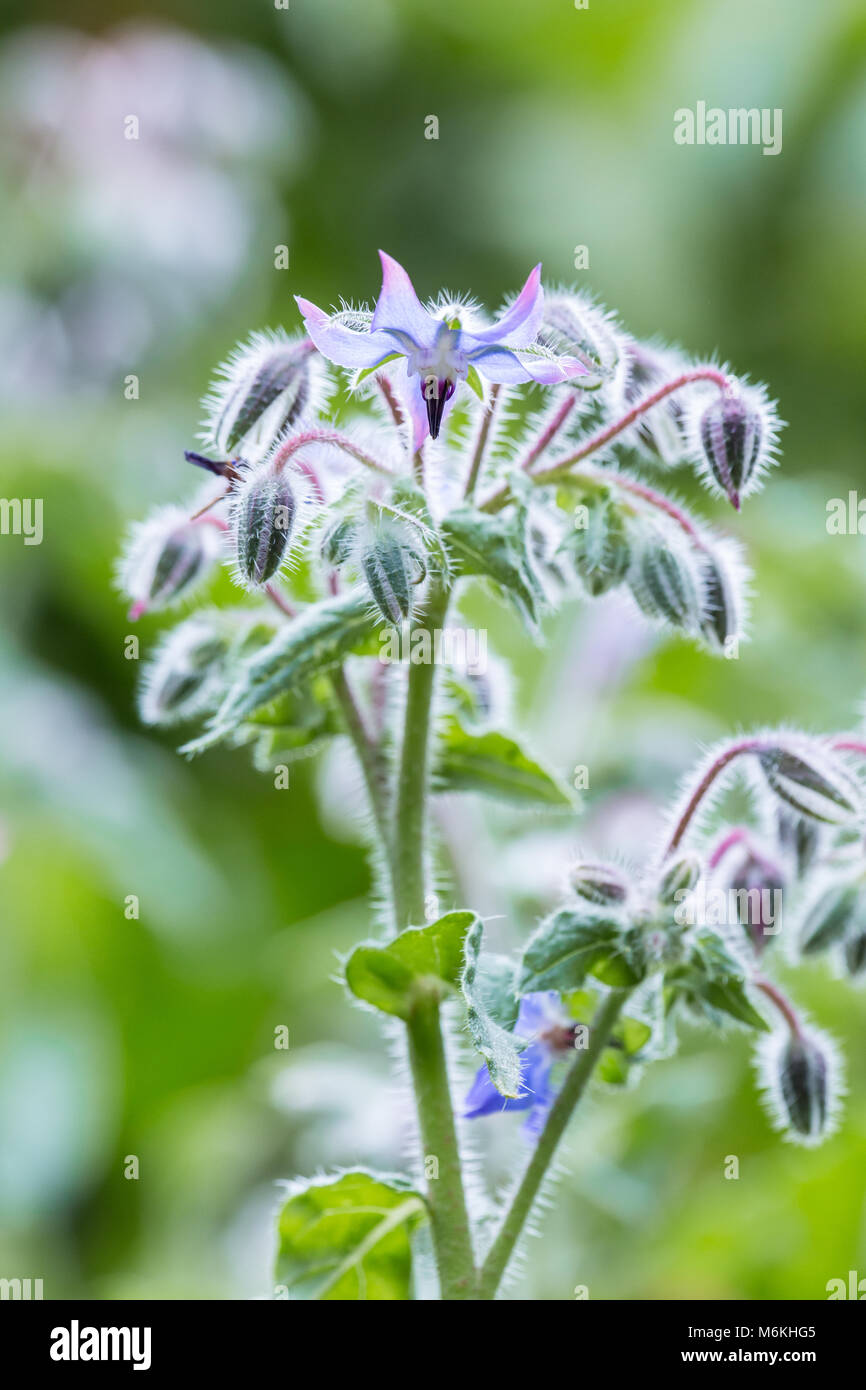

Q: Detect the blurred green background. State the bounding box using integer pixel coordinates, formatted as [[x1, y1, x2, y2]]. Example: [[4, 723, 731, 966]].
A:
[[1, 0, 865, 1300]]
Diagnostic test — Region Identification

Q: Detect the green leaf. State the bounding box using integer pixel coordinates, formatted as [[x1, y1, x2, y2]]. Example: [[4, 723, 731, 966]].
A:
[[518, 908, 646, 994], [465, 364, 485, 401], [181, 592, 378, 755], [434, 717, 571, 806], [352, 352, 402, 386], [345, 911, 476, 1019], [389, 479, 451, 579], [462, 918, 523, 1098], [275, 1171, 425, 1300], [666, 930, 769, 1031], [442, 505, 546, 629]]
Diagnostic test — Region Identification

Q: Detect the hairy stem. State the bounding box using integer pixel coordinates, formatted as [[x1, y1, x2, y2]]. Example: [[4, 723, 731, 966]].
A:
[[753, 976, 802, 1038], [481, 367, 730, 513], [270, 428, 393, 479], [464, 384, 501, 499], [406, 995, 477, 1299], [330, 666, 393, 870], [663, 737, 768, 860], [392, 578, 450, 927], [476, 988, 629, 1299]]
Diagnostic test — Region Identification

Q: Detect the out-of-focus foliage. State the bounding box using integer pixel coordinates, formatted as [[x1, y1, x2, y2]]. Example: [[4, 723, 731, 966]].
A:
[[0, 0, 865, 1300]]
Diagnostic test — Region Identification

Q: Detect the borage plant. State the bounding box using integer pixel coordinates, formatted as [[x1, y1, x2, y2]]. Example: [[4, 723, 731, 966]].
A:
[[119, 252, 866, 1301]]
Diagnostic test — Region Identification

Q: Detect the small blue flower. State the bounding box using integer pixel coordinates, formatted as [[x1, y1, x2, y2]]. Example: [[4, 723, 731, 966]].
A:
[[464, 991, 576, 1137], [296, 252, 590, 450]]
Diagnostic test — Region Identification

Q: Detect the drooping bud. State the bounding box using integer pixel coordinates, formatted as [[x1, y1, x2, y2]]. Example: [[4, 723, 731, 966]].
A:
[[233, 466, 297, 588], [539, 293, 623, 391], [569, 860, 630, 907], [119, 507, 222, 619], [561, 491, 631, 596], [205, 332, 321, 460], [758, 741, 862, 825], [658, 852, 702, 905], [799, 878, 859, 955], [138, 615, 227, 726], [776, 808, 820, 878], [362, 532, 413, 624], [629, 529, 702, 631], [687, 382, 781, 509], [620, 341, 690, 465], [320, 515, 358, 568], [698, 539, 746, 653], [729, 853, 785, 956], [761, 1028, 839, 1146]]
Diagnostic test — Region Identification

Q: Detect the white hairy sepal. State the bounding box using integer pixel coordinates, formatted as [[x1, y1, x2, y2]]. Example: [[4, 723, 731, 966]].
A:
[[116, 505, 221, 615], [199, 329, 333, 464], [682, 376, 783, 505], [754, 1022, 843, 1147], [138, 612, 228, 727]]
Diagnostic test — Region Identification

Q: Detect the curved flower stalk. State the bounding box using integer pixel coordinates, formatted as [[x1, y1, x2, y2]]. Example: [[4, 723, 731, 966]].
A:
[[115, 254, 855, 1303]]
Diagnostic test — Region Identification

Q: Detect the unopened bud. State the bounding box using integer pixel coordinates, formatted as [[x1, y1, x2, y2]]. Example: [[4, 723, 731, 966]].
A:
[[758, 741, 861, 825], [119, 507, 221, 619], [799, 879, 859, 955], [771, 1030, 837, 1146], [138, 615, 227, 726], [563, 492, 631, 596], [569, 860, 630, 906], [843, 924, 866, 977], [539, 293, 622, 390], [362, 534, 413, 624], [658, 853, 701, 905], [208, 333, 318, 457], [776, 809, 820, 878], [629, 532, 702, 631], [321, 516, 357, 568], [687, 382, 781, 510], [233, 467, 297, 588], [698, 542, 744, 652], [730, 854, 785, 956]]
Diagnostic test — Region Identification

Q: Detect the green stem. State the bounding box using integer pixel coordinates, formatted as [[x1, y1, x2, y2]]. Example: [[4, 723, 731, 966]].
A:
[[330, 666, 395, 893], [476, 988, 630, 1299], [392, 578, 450, 928], [406, 995, 477, 1299]]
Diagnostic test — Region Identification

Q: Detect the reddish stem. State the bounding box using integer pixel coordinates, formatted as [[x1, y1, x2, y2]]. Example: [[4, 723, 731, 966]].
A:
[[753, 976, 802, 1038], [375, 374, 405, 434], [270, 429, 392, 479], [519, 396, 577, 472], [663, 738, 767, 859], [481, 366, 730, 513]]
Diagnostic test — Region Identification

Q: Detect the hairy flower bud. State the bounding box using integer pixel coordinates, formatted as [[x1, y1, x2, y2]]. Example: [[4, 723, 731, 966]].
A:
[[698, 540, 746, 652], [620, 341, 690, 465], [658, 852, 701, 905], [562, 492, 631, 596], [629, 530, 702, 631], [569, 860, 630, 906], [362, 533, 413, 624], [119, 507, 221, 619], [758, 741, 862, 825], [729, 853, 785, 956], [538, 293, 623, 391], [320, 516, 357, 568], [233, 467, 297, 588], [761, 1028, 839, 1146], [686, 382, 781, 509], [204, 332, 322, 460], [776, 808, 820, 877], [138, 615, 227, 726], [799, 878, 859, 956], [843, 924, 866, 977]]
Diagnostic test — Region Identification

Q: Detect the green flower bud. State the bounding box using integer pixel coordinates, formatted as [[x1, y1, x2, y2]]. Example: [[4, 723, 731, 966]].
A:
[[773, 1031, 836, 1145], [362, 534, 413, 624], [758, 742, 861, 825], [697, 394, 762, 511], [698, 542, 744, 652], [207, 333, 319, 458], [776, 809, 820, 877], [139, 615, 227, 726], [569, 860, 630, 906], [562, 492, 631, 596], [321, 516, 358, 568], [629, 531, 702, 631], [233, 467, 297, 588], [658, 852, 702, 905], [799, 879, 860, 955], [843, 924, 866, 977], [119, 506, 221, 619]]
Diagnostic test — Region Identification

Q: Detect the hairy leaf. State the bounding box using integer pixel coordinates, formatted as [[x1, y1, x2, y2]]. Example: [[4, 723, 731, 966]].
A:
[[519, 908, 646, 994], [345, 911, 476, 1019], [462, 918, 523, 1098], [434, 718, 571, 806]]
